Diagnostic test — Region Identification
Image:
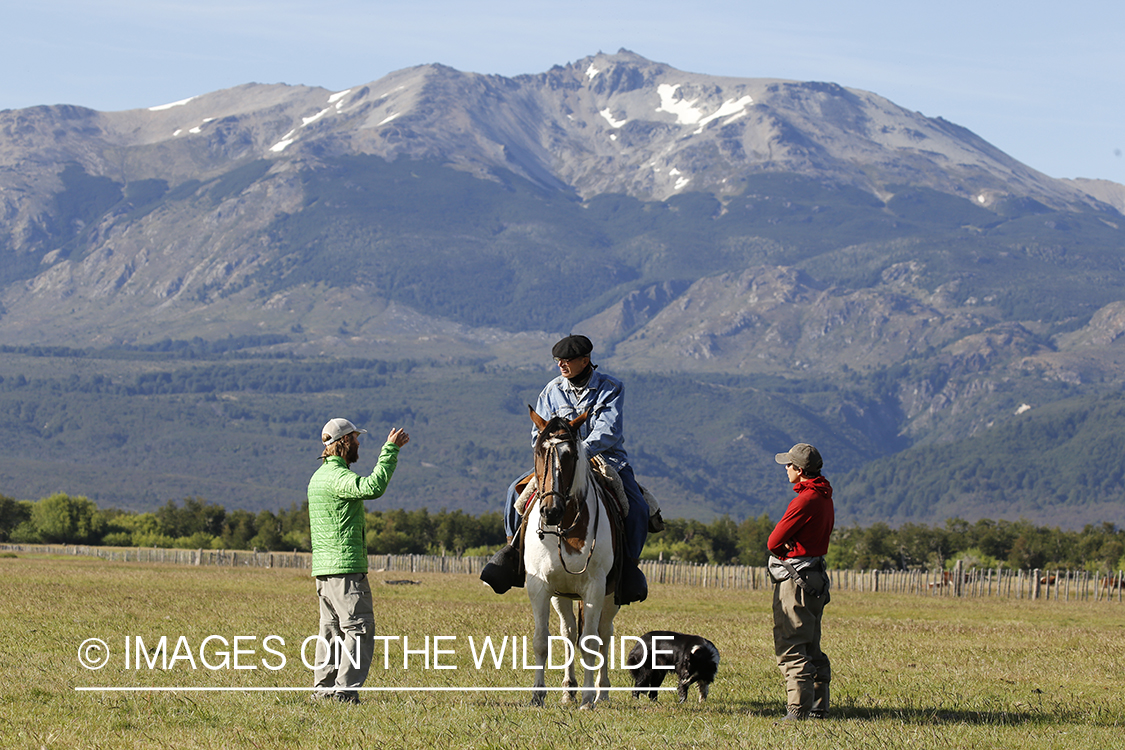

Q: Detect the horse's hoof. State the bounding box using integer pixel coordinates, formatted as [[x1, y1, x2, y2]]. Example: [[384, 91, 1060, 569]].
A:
[[579, 703, 594, 711], [530, 694, 545, 707]]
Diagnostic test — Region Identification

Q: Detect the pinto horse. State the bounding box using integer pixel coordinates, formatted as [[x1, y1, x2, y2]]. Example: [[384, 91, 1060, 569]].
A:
[[523, 406, 619, 708]]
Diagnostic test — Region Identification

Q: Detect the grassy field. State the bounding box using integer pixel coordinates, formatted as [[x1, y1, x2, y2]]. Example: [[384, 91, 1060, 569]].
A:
[[2, 554, 1123, 749]]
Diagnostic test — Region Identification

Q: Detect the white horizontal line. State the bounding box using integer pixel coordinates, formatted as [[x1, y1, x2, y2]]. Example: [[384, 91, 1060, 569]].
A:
[[76, 686, 675, 692]]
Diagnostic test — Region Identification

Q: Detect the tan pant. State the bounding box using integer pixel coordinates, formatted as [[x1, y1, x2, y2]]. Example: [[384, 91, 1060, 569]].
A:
[[314, 573, 375, 692], [772, 572, 831, 712]]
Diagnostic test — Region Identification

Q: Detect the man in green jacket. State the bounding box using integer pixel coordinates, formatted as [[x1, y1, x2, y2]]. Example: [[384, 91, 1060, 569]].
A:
[[308, 417, 410, 704]]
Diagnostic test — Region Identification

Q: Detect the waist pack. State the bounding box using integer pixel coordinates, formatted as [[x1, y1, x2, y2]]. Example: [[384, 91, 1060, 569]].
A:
[[768, 555, 829, 598]]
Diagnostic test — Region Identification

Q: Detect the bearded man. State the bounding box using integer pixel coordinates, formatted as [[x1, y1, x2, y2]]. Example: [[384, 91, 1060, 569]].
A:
[[308, 417, 409, 704]]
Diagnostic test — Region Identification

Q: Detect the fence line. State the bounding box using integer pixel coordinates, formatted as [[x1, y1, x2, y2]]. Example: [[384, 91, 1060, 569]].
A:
[[3, 544, 1121, 603]]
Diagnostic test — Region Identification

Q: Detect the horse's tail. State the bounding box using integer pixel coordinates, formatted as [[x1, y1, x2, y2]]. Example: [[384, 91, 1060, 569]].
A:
[[577, 599, 585, 636]]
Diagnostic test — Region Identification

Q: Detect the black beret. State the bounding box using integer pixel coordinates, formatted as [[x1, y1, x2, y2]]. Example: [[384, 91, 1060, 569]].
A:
[[552, 335, 593, 360]]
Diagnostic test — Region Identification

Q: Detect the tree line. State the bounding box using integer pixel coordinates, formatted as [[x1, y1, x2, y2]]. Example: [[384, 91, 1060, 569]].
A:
[[644, 516, 1125, 573], [0, 356, 419, 396], [0, 494, 504, 557], [2, 493, 1122, 573]]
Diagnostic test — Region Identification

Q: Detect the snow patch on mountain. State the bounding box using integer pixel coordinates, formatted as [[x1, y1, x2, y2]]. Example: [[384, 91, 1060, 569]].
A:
[[302, 107, 333, 126], [656, 84, 703, 124], [693, 95, 754, 133], [599, 108, 627, 128], [148, 96, 196, 111], [654, 84, 753, 133]]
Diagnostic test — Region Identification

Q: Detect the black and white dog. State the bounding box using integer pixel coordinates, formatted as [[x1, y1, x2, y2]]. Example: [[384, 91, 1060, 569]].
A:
[[627, 630, 720, 702]]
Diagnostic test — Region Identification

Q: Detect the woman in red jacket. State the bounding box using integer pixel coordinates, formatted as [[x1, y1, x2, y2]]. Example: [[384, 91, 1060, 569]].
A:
[[768, 443, 834, 721]]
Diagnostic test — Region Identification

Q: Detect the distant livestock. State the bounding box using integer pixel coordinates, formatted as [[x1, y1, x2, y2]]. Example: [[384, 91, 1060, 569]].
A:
[[927, 571, 971, 589]]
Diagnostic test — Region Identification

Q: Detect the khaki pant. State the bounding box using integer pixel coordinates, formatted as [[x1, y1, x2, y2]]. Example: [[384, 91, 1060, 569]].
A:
[[772, 572, 831, 713], [314, 573, 375, 692]]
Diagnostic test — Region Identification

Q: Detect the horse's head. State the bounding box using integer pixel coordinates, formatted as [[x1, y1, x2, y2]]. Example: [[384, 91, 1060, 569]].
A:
[[529, 406, 589, 528]]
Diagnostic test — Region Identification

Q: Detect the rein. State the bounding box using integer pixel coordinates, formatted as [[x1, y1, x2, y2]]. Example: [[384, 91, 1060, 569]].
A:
[[535, 434, 601, 575]]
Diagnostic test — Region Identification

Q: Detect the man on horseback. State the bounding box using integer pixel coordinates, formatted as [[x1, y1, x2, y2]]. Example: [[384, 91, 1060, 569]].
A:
[[481, 334, 650, 605]]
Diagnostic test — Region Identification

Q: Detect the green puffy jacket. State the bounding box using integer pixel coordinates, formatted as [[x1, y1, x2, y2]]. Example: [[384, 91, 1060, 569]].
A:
[[308, 443, 400, 576]]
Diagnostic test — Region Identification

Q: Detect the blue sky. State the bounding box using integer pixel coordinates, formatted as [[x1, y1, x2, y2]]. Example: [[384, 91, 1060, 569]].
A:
[[3, 0, 1122, 183]]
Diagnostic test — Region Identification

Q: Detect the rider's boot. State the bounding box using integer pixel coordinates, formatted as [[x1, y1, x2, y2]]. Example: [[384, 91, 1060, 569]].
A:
[[480, 537, 523, 594], [616, 558, 648, 605]]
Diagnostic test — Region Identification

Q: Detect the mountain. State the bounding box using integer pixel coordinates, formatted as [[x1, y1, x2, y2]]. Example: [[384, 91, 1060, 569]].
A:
[[1, 50, 1124, 528]]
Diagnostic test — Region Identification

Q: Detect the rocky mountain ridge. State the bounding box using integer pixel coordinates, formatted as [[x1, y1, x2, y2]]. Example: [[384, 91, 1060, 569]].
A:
[[3, 51, 1123, 379], [1, 50, 1110, 209]]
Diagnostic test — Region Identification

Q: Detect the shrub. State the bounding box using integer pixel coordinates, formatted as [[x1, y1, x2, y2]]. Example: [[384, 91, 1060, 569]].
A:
[[31, 494, 105, 544]]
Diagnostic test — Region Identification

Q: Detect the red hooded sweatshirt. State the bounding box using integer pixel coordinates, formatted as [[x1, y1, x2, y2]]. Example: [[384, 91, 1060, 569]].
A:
[[767, 476, 834, 559]]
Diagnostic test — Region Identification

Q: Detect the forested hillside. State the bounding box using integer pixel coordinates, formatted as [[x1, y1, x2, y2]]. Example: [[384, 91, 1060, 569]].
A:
[[3, 344, 1125, 527], [0, 344, 896, 521]]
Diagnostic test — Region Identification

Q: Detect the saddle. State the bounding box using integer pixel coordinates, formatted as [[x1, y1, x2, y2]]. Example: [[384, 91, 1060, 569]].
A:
[[515, 458, 664, 531], [512, 460, 629, 596]]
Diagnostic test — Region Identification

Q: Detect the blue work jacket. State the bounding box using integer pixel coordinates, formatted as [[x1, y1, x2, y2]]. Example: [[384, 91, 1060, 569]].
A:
[[533, 367, 630, 471]]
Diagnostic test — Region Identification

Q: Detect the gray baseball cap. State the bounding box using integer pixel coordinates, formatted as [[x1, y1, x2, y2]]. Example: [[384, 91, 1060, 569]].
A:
[[321, 418, 367, 447], [774, 443, 823, 473]]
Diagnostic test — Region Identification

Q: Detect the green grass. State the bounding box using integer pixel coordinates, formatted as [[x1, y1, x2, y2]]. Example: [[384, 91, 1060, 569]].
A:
[[2, 555, 1123, 749]]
